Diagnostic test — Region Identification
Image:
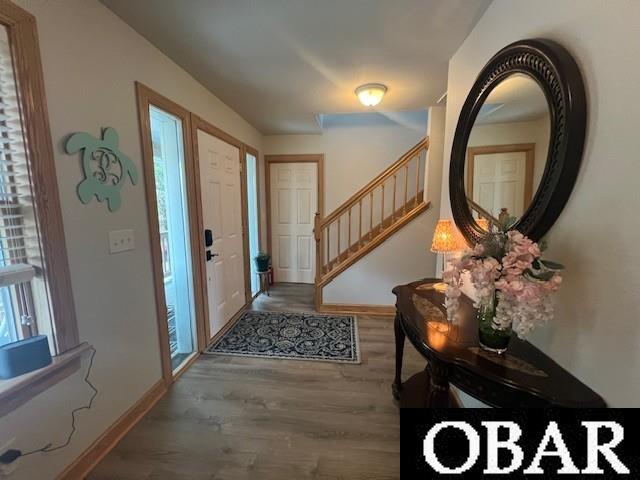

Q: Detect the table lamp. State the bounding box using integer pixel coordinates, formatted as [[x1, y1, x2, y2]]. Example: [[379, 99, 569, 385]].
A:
[[430, 219, 460, 292], [476, 217, 489, 232]]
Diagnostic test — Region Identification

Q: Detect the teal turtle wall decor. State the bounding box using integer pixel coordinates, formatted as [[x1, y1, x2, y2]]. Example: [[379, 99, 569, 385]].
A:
[[65, 127, 138, 212]]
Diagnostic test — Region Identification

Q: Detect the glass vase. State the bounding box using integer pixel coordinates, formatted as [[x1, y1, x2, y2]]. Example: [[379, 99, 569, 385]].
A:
[[477, 293, 511, 354]]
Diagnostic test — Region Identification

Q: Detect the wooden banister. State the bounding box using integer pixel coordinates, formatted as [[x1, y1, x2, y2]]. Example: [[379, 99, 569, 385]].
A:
[[466, 197, 500, 231], [318, 194, 430, 288], [318, 138, 428, 229], [315, 138, 430, 292]]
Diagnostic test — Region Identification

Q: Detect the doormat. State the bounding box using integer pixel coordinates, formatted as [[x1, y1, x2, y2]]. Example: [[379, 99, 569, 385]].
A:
[[205, 311, 360, 364]]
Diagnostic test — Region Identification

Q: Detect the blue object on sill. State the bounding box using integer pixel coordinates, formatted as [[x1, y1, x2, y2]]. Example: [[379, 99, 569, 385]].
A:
[[0, 335, 52, 379]]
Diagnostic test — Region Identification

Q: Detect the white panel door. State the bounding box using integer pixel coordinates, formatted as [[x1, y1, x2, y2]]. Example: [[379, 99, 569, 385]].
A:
[[198, 130, 246, 338], [473, 151, 527, 217], [270, 162, 317, 284]]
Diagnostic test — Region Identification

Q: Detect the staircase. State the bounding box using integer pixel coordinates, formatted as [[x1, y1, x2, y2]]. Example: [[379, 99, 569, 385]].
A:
[[467, 198, 513, 233], [313, 138, 430, 305], [467, 197, 500, 231]]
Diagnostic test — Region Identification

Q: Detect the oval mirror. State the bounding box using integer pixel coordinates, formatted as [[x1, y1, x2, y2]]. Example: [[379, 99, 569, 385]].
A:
[[449, 39, 587, 246], [464, 73, 550, 231]]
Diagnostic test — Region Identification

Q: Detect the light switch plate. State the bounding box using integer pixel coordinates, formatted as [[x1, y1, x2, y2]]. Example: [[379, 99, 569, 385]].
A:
[[109, 229, 135, 254]]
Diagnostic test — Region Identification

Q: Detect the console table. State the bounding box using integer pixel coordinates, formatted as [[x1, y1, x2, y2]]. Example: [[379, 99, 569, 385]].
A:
[[392, 279, 606, 408]]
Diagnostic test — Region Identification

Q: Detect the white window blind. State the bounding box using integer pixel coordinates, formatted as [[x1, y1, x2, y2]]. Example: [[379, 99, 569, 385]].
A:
[[0, 28, 40, 346]]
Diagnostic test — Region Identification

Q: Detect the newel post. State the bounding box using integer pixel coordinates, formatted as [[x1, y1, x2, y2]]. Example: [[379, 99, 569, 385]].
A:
[[314, 212, 321, 284], [313, 212, 323, 310]]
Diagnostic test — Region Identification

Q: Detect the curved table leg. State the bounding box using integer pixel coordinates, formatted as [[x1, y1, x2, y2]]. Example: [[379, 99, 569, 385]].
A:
[[392, 311, 405, 401], [426, 356, 451, 408]]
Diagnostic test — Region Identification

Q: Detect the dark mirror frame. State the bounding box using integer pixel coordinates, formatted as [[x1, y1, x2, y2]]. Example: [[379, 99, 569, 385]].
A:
[[449, 39, 586, 245]]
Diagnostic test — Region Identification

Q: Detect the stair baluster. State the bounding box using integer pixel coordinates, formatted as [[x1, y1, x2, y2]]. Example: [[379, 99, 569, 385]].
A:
[[358, 199, 363, 247], [392, 174, 397, 222], [404, 164, 409, 214], [314, 138, 430, 297], [414, 155, 420, 207]]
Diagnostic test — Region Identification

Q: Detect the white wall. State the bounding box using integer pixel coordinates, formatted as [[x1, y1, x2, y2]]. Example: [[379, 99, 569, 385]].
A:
[[0, 0, 263, 478], [264, 110, 444, 305], [439, 0, 640, 407], [264, 117, 426, 212], [326, 107, 446, 304]]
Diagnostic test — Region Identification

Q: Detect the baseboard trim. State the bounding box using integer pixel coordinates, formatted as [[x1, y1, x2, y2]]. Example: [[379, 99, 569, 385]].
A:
[[171, 351, 201, 383], [57, 379, 167, 479], [204, 303, 249, 351], [318, 303, 396, 316]]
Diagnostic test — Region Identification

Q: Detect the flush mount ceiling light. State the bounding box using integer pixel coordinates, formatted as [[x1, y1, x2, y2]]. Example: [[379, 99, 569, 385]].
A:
[[355, 83, 388, 107]]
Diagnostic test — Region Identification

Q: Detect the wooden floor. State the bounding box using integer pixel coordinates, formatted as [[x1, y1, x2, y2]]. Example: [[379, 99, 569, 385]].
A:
[[90, 283, 426, 480], [247, 282, 316, 313]]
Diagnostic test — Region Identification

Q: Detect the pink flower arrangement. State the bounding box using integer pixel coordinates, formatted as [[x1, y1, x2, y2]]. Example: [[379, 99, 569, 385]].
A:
[[443, 229, 564, 338]]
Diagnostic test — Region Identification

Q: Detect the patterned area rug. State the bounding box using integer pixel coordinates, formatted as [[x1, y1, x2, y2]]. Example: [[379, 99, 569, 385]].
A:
[[205, 311, 360, 364]]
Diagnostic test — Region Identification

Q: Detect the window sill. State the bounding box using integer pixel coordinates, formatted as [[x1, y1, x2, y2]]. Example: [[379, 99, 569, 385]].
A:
[[0, 342, 92, 418]]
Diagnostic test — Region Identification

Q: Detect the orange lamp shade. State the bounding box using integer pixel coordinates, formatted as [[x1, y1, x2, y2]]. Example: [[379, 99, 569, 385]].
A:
[[476, 217, 489, 232], [430, 219, 459, 253]]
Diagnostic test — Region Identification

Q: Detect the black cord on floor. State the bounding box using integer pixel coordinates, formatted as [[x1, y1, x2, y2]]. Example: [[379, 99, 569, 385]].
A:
[[19, 347, 98, 458]]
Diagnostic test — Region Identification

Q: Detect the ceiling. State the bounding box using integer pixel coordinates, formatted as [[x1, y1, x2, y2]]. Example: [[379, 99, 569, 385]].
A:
[[319, 111, 428, 131], [476, 74, 549, 125], [100, 0, 492, 134]]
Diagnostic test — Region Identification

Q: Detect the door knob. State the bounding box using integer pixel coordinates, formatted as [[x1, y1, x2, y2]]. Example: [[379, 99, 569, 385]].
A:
[[206, 250, 219, 262]]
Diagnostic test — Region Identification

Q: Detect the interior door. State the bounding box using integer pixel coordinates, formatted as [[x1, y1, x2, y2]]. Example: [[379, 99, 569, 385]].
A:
[[270, 162, 317, 284], [472, 151, 527, 217], [198, 130, 246, 338]]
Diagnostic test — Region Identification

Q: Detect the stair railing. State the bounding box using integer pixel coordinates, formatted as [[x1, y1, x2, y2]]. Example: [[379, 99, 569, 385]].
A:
[[466, 197, 501, 232], [314, 138, 429, 287]]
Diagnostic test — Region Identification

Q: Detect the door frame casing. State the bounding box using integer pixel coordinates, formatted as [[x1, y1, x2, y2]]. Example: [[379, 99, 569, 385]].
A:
[[190, 114, 256, 341], [466, 143, 536, 209], [135, 83, 206, 384], [264, 154, 324, 281]]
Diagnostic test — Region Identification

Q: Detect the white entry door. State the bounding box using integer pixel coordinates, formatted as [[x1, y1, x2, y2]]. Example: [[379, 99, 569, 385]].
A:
[[270, 162, 317, 284], [472, 151, 527, 218], [198, 130, 246, 338]]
